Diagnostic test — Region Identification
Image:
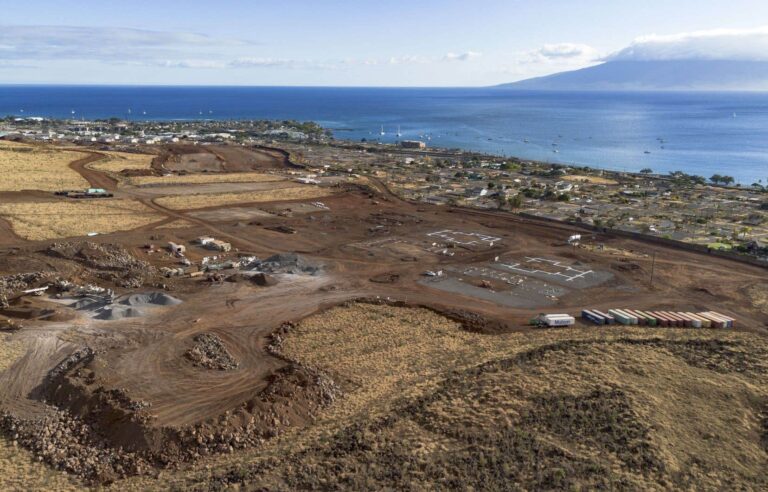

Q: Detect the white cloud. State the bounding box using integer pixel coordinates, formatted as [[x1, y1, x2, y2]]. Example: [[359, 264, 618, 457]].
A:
[[608, 26, 768, 62], [443, 51, 482, 62], [0, 25, 255, 63], [521, 43, 599, 65]]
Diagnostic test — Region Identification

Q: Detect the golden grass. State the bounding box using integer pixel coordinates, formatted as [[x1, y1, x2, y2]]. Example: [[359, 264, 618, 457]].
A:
[[562, 174, 618, 185], [128, 172, 285, 187], [0, 199, 164, 240], [0, 143, 88, 192], [154, 185, 332, 210], [0, 437, 85, 492], [0, 333, 25, 371]]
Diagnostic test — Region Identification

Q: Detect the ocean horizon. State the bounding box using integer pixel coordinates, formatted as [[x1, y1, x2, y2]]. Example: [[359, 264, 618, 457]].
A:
[[2, 85, 767, 184]]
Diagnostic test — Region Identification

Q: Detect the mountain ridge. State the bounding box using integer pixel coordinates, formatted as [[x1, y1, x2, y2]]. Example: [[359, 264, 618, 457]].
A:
[[497, 60, 768, 91]]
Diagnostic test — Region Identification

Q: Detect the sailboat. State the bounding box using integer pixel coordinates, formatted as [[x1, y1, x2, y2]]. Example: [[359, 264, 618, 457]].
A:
[[380, 125, 386, 136], [396, 125, 402, 137]]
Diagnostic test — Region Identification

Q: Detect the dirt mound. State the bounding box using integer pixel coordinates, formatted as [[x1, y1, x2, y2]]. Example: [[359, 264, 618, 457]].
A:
[[47, 242, 155, 288], [369, 272, 400, 284], [121, 292, 182, 307], [185, 333, 239, 371], [225, 273, 277, 286], [256, 253, 320, 275], [4, 344, 341, 484], [0, 271, 57, 308]]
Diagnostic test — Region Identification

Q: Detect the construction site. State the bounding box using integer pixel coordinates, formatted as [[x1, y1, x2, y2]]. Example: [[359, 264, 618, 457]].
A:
[[0, 139, 767, 490]]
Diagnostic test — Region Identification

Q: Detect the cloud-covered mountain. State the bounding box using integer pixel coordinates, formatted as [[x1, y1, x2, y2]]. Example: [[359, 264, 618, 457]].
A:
[[499, 27, 768, 91], [498, 60, 768, 91]]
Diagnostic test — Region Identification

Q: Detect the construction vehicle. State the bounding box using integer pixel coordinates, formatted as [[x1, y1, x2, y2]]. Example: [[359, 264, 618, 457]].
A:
[[55, 188, 114, 199]]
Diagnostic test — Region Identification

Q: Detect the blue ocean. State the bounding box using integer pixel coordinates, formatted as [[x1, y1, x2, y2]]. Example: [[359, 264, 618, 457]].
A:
[[1, 85, 767, 184]]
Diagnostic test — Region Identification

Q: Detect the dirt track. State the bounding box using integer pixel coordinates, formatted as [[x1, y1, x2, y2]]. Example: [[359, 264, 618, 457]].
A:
[[67, 152, 118, 191]]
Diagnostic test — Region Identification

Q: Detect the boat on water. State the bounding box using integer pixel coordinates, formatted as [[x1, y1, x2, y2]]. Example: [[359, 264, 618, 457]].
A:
[[380, 125, 386, 136], [396, 125, 402, 137]]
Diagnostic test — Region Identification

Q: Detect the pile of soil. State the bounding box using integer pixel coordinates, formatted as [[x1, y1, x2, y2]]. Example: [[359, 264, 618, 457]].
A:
[[47, 242, 155, 288], [254, 253, 320, 275], [369, 273, 400, 284], [265, 225, 297, 234], [3, 346, 341, 484], [121, 292, 182, 307], [225, 273, 277, 286], [185, 333, 239, 371]]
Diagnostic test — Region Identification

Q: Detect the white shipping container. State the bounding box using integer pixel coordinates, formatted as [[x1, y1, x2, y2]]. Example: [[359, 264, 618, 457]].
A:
[[542, 314, 575, 327]]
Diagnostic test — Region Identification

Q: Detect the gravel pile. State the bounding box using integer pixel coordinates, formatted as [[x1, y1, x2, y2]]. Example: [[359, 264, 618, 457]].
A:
[[121, 292, 182, 307], [185, 333, 239, 371], [254, 253, 320, 275]]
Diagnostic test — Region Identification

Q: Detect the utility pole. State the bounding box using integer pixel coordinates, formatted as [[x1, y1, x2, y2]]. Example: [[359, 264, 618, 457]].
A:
[[649, 251, 657, 287]]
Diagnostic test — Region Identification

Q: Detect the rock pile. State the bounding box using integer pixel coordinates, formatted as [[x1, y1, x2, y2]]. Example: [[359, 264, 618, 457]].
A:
[[257, 253, 320, 275], [185, 333, 239, 371], [0, 271, 56, 308], [47, 242, 156, 288], [0, 409, 151, 483]]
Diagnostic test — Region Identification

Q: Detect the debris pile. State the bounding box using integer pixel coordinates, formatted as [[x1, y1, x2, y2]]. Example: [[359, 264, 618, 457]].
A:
[[70, 291, 182, 320], [0, 272, 56, 308], [0, 409, 151, 483], [256, 253, 320, 275], [47, 242, 156, 288], [185, 333, 239, 371]]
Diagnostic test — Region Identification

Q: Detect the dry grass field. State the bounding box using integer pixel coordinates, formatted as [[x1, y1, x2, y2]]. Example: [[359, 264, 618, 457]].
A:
[[190, 303, 768, 490], [0, 141, 88, 192], [127, 172, 285, 187], [562, 174, 619, 185], [154, 185, 332, 210], [0, 199, 163, 240]]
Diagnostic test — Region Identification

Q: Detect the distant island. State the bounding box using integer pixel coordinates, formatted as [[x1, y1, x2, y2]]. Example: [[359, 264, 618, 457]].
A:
[[498, 60, 768, 91]]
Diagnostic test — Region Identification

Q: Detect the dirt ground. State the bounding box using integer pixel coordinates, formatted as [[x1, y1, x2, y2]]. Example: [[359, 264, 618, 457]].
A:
[[153, 144, 290, 174], [0, 144, 767, 488]]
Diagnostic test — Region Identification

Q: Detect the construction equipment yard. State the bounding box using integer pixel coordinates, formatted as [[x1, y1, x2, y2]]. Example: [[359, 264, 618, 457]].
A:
[[0, 141, 767, 490]]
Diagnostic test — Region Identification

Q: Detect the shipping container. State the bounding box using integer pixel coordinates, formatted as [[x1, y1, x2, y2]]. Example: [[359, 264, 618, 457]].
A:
[[681, 313, 702, 328], [542, 314, 576, 327], [689, 313, 711, 328], [582, 310, 605, 325], [608, 309, 632, 325], [647, 311, 667, 327], [634, 310, 657, 327], [707, 311, 735, 328], [592, 310, 615, 324], [697, 312, 725, 329], [674, 312, 693, 328], [643, 311, 659, 327]]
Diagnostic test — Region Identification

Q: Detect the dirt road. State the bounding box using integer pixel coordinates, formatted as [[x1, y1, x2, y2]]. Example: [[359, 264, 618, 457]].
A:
[[68, 151, 118, 191]]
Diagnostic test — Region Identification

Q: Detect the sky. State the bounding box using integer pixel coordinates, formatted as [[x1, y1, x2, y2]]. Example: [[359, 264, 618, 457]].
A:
[[1, 0, 768, 86]]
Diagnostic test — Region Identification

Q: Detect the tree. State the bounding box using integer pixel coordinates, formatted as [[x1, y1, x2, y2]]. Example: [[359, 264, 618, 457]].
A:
[[508, 193, 523, 209], [722, 175, 735, 186], [710, 174, 723, 185], [640, 168, 653, 174]]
